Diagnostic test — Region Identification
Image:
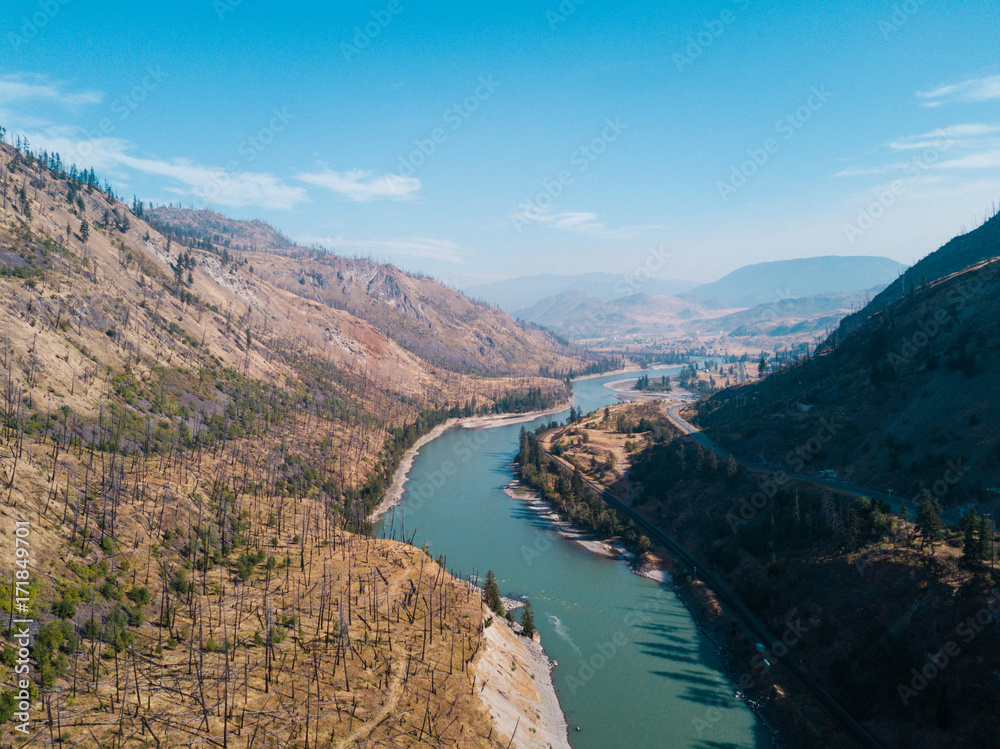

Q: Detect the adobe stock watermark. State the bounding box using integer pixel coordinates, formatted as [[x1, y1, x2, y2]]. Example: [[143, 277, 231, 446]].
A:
[[853, 459, 967, 577], [546, 0, 586, 30], [672, 0, 749, 72], [896, 590, 1000, 706], [785, 417, 838, 473], [69, 67, 169, 165], [717, 85, 832, 202], [397, 75, 501, 177], [844, 139, 952, 244], [7, 0, 71, 50], [567, 244, 672, 339], [564, 589, 674, 695], [909, 459, 967, 507], [696, 615, 818, 737], [10, 520, 33, 735], [510, 117, 628, 231], [193, 108, 294, 209], [880, 260, 997, 372], [388, 427, 493, 517], [726, 416, 839, 532], [341, 0, 405, 62], [213, 0, 244, 21], [877, 0, 930, 41]]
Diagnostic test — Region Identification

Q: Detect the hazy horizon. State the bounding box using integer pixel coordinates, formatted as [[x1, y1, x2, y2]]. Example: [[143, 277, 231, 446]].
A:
[[3, 1, 998, 286]]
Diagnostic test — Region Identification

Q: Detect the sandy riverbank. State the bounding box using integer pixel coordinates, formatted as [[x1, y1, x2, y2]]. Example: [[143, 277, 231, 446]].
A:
[[474, 609, 571, 749], [603, 377, 698, 402], [367, 404, 569, 524], [570, 365, 640, 382], [506, 479, 678, 584], [503, 480, 631, 560]]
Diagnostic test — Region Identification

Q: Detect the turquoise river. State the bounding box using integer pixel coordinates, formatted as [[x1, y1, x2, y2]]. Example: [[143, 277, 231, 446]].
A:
[[375, 367, 772, 748]]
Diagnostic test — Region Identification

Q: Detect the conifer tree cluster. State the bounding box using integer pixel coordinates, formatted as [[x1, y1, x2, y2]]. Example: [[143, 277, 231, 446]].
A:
[[484, 570, 505, 617]]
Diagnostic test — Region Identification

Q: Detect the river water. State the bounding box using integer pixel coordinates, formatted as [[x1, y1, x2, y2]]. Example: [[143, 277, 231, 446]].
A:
[[374, 368, 771, 748]]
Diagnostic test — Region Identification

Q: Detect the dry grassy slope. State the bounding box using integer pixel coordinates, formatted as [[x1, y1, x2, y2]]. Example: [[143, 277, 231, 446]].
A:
[[695, 257, 1000, 506], [0, 140, 570, 473], [0, 149, 430, 413], [0, 429, 510, 748], [0, 144, 568, 746], [144, 207, 298, 253], [146, 206, 583, 377]]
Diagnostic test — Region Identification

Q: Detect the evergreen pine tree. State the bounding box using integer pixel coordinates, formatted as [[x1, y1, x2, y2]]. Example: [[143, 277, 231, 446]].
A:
[[980, 516, 995, 567], [961, 510, 981, 565], [484, 570, 505, 617], [916, 494, 943, 552], [520, 600, 535, 639], [724, 454, 738, 483]]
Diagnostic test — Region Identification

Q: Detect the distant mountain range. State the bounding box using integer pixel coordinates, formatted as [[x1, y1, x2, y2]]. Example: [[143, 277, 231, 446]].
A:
[[513, 287, 879, 342], [697, 208, 1000, 505], [502, 256, 902, 343], [463, 273, 696, 312], [683, 255, 906, 309], [514, 290, 723, 340]]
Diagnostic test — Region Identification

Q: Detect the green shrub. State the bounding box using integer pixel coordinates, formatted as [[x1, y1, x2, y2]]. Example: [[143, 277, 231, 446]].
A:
[[99, 579, 123, 602], [52, 598, 77, 619], [128, 586, 151, 606]]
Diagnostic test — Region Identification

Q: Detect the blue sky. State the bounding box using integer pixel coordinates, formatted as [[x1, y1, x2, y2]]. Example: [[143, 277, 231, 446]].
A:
[[2, 0, 998, 285]]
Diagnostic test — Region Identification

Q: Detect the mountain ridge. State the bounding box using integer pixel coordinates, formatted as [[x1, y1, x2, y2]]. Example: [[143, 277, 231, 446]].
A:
[[684, 255, 906, 309], [464, 272, 696, 312]]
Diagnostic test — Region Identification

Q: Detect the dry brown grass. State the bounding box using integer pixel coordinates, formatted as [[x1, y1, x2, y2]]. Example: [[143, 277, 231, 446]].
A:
[[0, 140, 575, 748], [0, 418, 511, 748]]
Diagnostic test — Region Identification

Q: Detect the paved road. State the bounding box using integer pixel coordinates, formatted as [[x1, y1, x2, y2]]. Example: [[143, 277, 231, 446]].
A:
[[541, 445, 883, 749], [661, 403, 966, 526]]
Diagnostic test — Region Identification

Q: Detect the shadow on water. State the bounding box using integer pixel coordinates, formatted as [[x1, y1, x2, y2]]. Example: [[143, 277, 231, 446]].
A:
[[662, 668, 738, 690], [677, 685, 739, 707], [635, 640, 701, 666], [509, 505, 563, 533]]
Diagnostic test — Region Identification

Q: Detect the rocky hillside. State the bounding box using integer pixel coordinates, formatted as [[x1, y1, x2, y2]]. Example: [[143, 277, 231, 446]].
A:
[[0, 139, 574, 747], [147, 207, 584, 376]]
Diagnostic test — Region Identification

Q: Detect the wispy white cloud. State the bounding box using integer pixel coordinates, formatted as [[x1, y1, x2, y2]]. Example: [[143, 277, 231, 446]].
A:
[[933, 150, 1000, 170], [301, 235, 464, 264], [886, 123, 1000, 151], [510, 204, 648, 239], [834, 122, 1000, 179], [833, 162, 912, 178], [0, 75, 103, 109], [23, 129, 307, 210], [296, 168, 421, 202], [917, 74, 1000, 107]]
